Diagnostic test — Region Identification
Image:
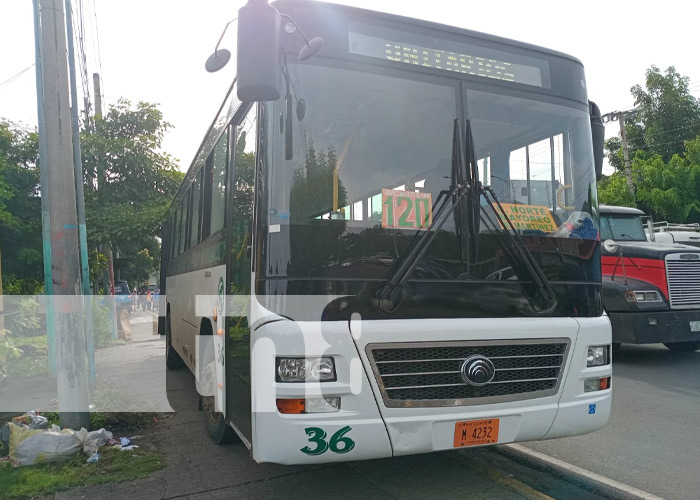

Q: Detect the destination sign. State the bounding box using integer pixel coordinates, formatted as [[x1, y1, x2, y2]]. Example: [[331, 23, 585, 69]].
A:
[[349, 26, 550, 88]]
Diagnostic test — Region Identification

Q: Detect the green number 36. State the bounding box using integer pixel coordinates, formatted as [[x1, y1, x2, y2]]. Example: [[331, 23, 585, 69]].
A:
[[300, 426, 355, 455]]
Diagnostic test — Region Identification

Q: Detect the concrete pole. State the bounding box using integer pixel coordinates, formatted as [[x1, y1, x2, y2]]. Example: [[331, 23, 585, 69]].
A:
[[92, 73, 118, 341], [38, 0, 90, 430], [93, 73, 102, 119], [618, 113, 636, 198], [32, 0, 56, 375], [65, 0, 95, 388]]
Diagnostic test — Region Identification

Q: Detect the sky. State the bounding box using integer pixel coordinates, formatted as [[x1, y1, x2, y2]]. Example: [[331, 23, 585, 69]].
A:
[[2, 0, 700, 173]]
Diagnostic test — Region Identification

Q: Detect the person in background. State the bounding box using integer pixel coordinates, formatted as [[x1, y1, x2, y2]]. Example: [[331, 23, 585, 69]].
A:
[[153, 288, 160, 312], [139, 289, 146, 311], [131, 289, 138, 312], [146, 290, 152, 311]]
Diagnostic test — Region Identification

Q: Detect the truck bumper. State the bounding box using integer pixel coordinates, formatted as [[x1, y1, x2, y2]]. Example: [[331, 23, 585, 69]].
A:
[[609, 309, 700, 344]]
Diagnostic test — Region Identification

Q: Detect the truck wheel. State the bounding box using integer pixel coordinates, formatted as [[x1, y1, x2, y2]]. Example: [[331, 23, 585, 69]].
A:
[[203, 396, 238, 444], [663, 341, 700, 352], [165, 311, 185, 370]]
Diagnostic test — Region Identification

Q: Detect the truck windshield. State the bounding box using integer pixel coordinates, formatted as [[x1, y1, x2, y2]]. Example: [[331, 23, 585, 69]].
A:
[[600, 215, 647, 241], [261, 62, 598, 283]]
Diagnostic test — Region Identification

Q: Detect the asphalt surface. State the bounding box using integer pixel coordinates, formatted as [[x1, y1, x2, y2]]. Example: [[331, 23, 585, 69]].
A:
[[41, 310, 614, 500], [526, 343, 700, 500]]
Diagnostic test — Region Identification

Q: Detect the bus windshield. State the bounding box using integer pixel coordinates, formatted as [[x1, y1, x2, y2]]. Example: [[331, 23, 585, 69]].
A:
[[262, 62, 598, 283]]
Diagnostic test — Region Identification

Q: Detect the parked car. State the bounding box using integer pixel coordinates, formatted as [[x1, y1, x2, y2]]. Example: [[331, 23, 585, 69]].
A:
[[114, 280, 132, 311]]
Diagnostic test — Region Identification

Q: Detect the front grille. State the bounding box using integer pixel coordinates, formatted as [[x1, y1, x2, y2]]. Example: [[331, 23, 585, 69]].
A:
[[666, 256, 700, 309], [367, 340, 569, 408]]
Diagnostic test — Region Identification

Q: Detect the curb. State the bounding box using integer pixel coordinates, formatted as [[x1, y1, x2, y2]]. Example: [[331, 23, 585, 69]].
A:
[[495, 443, 666, 500]]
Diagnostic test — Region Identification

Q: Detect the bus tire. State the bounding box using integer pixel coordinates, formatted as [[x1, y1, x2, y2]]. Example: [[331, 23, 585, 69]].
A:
[[165, 309, 185, 370], [663, 341, 700, 352], [203, 397, 238, 444]]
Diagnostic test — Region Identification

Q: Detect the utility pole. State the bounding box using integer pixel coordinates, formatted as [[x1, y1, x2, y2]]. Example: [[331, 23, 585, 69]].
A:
[[603, 110, 635, 198], [32, 0, 56, 375], [65, 0, 95, 388], [93, 72, 118, 341], [37, 0, 90, 430], [93, 73, 102, 120]]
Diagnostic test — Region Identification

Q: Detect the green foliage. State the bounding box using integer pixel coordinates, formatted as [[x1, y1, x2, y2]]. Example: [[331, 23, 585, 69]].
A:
[[118, 249, 155, 286], [89, 249, 109, 286], [607, 66, 700, 166], [0, 121, 43, 294], [81, 99, 183, 271], [0, 446, 165, 499], [0, 329, 22, 384], [4, 335, 47, 378], [632, 144, 700, 224], [290, 140, 346, 219], [91, 298, 116, 348], [600, 66, 700, 225], [4, 296, 40, 337], [630, 66, 700, 161]]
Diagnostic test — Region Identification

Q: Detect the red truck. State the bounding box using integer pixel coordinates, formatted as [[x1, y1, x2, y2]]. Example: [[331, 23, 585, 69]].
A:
[[601, 205, 700, 353]]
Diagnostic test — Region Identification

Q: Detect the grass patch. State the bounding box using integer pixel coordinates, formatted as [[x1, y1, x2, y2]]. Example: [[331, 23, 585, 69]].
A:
[[5, 336, 48, 378], [0, 446, 165, 499]]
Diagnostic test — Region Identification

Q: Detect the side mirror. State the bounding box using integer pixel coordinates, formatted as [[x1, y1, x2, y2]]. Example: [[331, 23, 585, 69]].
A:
[[237, 0, 282, 102], [602, 239, 619, 254], [589, 100, 605, 181]]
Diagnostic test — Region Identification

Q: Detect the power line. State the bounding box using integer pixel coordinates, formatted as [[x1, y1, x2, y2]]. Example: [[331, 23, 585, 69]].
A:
[[0, 64, 36, 89]]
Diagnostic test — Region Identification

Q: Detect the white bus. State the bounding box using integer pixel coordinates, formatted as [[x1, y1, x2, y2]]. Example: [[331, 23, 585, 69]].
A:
[[160, 0, 611, 464]]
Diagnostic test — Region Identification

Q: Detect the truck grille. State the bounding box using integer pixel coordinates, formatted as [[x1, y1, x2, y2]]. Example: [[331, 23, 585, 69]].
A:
[[366, 340, 569, 408], [666, 256, 700, 309]]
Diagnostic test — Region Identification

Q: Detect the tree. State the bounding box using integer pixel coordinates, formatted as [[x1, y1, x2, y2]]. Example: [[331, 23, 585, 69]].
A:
[[0, 121, 43, 294], [80, 99, 183, 278], [607, 66, 700, 168]]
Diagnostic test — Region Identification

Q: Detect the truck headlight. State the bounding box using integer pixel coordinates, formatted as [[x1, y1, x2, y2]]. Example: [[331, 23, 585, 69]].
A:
[[276, 357, 336, 382], [587, 346, 609, 367], [624, 290, 662, 303]]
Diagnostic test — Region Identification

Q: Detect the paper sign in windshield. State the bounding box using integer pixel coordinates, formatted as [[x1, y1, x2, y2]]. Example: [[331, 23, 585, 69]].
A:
[[498, 203, 558, 232], [382, 188, 432, 230]]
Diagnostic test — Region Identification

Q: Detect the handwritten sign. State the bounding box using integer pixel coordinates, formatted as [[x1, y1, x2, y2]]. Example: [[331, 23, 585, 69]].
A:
[[382, 188, 432, 230], [497, 203, 558, 232]]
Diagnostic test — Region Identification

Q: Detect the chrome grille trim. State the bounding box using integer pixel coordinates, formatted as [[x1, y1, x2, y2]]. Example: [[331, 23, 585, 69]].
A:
[[666, 255, 700, 309], [366, 339, 570, 408]]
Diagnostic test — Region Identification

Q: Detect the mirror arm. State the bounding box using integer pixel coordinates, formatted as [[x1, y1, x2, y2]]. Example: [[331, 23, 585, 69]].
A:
[[279, 13, 312, 48], [213, 18, 237, 57]]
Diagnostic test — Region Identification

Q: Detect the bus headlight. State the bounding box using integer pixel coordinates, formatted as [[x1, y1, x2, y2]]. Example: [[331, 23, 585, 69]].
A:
[[586, 346, 609, 367], [277, 357, 336, 382]]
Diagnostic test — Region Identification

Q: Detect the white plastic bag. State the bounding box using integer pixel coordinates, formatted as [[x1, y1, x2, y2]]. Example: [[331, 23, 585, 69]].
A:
[[8, 423, 87, 466]]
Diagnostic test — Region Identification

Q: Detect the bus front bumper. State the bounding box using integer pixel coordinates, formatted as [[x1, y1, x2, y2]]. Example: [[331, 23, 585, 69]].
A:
[[250, 317, 611, 465]]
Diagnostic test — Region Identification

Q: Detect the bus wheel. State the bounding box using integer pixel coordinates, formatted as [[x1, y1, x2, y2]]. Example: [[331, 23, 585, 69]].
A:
[[663, 341, 700, 352], [202, 396, 238, 444], [165, 311, 185, 370]]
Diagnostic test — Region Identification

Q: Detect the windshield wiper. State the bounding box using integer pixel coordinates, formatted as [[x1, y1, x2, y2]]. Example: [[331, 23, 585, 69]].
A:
[[479, 185, 557, 314], [376, 119, 469, 310], [460, 119, 556, 315]]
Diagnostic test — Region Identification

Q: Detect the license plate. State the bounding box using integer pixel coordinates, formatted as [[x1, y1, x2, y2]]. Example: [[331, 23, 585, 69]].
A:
[[690, 321, 700, 332], [453, 418, 500, 448]]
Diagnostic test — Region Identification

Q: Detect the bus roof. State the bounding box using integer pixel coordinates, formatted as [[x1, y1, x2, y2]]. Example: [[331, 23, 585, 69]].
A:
[[274, 0, 585, 66]]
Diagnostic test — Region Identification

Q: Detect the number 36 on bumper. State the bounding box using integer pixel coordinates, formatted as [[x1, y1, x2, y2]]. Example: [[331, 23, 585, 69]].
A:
[[301, 426, 355, 455]]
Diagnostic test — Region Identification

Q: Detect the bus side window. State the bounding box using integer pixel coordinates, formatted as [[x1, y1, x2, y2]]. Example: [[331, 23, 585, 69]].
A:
[[208, 131, 228, 236], [229, 104, 257, 290]]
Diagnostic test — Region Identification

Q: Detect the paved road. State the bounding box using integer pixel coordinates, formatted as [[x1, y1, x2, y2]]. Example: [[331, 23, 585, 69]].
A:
[[526, 343, 700, 500], [47, 311, 612, 500]]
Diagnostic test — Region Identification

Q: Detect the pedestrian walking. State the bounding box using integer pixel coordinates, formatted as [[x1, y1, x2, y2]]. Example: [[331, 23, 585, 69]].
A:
[[146, 290, 152, 311]]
